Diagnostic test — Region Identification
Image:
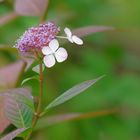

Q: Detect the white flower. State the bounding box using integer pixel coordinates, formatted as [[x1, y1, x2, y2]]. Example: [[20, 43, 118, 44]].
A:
[[42, 39, 68, 68], [64, 27, 83, 45]]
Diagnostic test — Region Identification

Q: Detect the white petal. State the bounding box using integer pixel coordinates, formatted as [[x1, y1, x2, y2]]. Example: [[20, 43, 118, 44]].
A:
[[49, 39, 59, 52], [43, 55, 56, 68], [42, 47, 53, 55], [55, 47, 68, 63], [64, 27, 72, 38], [72, 35, 83, 45], [67, 37, 74, 43]]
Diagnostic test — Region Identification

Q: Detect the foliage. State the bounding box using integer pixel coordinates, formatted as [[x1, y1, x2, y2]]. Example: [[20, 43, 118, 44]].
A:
[[0, 0, 140, 140]]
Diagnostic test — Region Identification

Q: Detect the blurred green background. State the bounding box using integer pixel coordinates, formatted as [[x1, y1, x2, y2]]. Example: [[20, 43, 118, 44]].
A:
[[0, 0, 140, 140]]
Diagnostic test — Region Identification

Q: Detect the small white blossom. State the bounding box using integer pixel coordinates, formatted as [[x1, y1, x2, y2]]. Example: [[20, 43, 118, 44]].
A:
[[64, 27, 83, 45], [42, 39, 68, 68]]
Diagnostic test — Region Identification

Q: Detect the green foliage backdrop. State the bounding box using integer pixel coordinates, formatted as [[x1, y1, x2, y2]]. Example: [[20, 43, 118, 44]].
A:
[[0, 0, 140, 139]]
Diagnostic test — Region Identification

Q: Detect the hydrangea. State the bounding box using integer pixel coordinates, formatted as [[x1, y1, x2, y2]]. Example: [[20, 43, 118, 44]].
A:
[[15, 22, 60, 53], [14, 22, 83, 68]]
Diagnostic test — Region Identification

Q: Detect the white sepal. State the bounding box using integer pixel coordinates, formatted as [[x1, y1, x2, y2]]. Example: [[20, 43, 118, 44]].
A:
[[42, 39, 68, 68], [42, 47, 53, 55], [55, 47, 68, 63], [64, 27, 83, 45], [43, 55, 56, 68], [64, 27, 72, 38], [72, 35, 83, 45], [49, 39, 59, 52]]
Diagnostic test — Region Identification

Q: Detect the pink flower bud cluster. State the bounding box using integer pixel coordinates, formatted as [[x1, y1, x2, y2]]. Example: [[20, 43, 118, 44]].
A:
[[15, 22, 60, 53]]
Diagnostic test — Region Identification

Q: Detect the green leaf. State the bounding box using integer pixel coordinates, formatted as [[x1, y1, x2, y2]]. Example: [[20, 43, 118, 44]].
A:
[[0, 128, 26, 140], [17, 128, 32, 138], [14, 93, 34, 112], [14, 0, 49, 16], [72, 26, 115, 37], [32, 64, 45, 74], [42, 76, 104, 115], [21, 76, 39, 85], [4, 88, 34, 128], [0, 98, 10, 133], [0, 60, 26, 89], [3, 88, 35, 111], [0, 12, 18, 26], [36, 109, 118, 130]]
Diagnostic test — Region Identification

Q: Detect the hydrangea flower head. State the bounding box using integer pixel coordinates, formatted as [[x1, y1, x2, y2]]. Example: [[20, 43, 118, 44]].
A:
[[15, 22, 60, 54], [14, 21, 83, 68]]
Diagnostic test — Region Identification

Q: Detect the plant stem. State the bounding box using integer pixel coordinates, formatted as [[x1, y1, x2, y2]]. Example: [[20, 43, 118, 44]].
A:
[[25, 1, 49, 139], [56, 36, 68, 39], [25, 62, 43, 140], [37, 62, 43, 114], [40, 0, 50, 23]]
